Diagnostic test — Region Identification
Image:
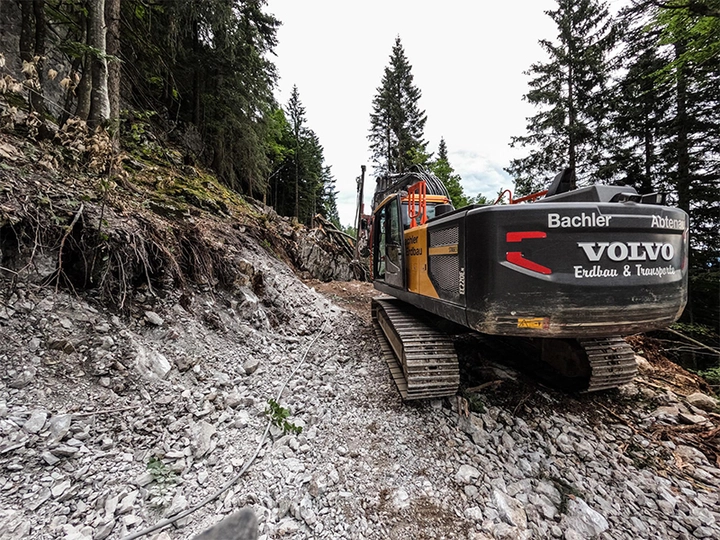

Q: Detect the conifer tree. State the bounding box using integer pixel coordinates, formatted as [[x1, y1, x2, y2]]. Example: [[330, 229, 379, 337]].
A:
[[507, 0, 616, 194], [287, 85, 306, 220], [608, 5, 673, 193], [368, 37, 428, 175], [430, 138, 469, 208]]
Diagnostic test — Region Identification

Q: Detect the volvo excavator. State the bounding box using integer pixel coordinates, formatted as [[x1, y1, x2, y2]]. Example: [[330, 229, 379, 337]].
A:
[[370, 166, 689, 399]]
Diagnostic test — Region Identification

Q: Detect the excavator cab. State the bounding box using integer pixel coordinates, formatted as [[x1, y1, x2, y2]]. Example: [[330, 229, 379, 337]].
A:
[[372, 184, 455, 290], [373, 194, 405, 288]]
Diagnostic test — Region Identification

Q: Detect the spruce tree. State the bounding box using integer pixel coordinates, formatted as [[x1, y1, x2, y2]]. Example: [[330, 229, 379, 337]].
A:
[[368, 37, 428, 175], [609, 4, 674, 193], [430, 138, 469, 208], [287, 86, 306, 220], [507, 0, 616, 194]]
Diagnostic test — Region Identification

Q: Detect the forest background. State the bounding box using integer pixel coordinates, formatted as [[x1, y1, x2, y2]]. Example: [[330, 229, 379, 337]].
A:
[[0, 0, 717, 340]]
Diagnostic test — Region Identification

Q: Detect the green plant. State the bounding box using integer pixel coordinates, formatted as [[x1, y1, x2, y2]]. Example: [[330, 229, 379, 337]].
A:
[[146, 456, 177, 509], [261, 238, 273, 253], [694, 366, 720, 387], [463, 393, 485, 414], [265, 398, 303, 435]]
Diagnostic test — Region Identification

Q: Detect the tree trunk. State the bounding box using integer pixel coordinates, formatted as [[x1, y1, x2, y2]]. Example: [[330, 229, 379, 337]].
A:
[[192, 20, 202, 126], [87, 0, 110, 129], [75, 15, 92, 120], [105, 0, 121, 122], [75, 59, 92, 120], [674, 42, 692, 322], [567, 65, 577, 172], [19, 0, 45, 115], [31, 0, 46, 116]]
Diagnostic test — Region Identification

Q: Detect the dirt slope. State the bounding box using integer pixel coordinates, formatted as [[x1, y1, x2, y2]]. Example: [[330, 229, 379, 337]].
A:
[[1, 126, 720, 540]]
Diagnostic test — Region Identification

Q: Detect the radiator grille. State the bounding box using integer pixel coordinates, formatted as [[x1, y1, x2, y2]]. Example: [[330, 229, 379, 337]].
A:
[[431, 255, 460, 296], [429, 227, 458, 247]]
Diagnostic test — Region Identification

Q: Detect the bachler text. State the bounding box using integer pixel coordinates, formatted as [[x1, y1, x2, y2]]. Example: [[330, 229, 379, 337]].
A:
[[577, 241, 674, 262], [548, 212, 611, 228]]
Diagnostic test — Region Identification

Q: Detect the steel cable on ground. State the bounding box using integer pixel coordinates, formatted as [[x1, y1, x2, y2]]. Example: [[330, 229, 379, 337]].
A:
[[121, 318, 330, 540]]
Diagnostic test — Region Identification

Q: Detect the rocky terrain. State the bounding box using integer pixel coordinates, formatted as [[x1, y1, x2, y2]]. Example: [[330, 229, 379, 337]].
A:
[[1, 125, 720, 540], [2, 251, 720, 540]]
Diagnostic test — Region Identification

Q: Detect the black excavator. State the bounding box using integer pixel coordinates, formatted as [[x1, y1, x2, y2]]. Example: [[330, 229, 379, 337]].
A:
[[370, 166, 688, 399]]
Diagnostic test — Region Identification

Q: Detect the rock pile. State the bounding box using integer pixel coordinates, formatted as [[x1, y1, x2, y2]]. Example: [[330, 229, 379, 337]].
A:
[[1, 232, 719, 540]]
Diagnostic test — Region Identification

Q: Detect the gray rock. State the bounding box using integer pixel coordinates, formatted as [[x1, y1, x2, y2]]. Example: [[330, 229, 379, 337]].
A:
[[687, 393, 718, 412], [165, 491, 188, 518], [392, 488, 410, 510], [561, 498, 609, 538], [51, 479, 71, 498], [192, 508, 257, 540], [283, 458, 305, 473], [23, 410, 47, 433], [95, 520, 115, 540], [41, 451, 60, 465], [691, 507, 716, 527], [456, 464, 481, 485], [679, 413, 709, 425], [9, 368, 36, 389], [243, 358, 260, 375], [676, 445, 709, 465], [117, 491, 138, 514], [693, 526, 716, 538], [136, 346, 172, 379], [144, 311, 164, 325], [47, 414, 72, 443], [493, 489, 528, 528], [465, 506, 484, 522], [536, 480, 562, 505], [26, 487, 51, 511], [51, 445, 78, 457], [135, 472, 155, 487], [191, 420, 216, 458]]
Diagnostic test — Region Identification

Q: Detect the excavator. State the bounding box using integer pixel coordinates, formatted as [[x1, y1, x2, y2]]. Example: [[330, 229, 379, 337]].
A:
[[370, 166, 688, 399]]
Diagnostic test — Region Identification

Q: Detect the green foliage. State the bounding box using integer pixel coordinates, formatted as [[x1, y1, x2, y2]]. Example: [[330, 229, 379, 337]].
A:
[[652, 1, 720, 81], [470, 193, 489, 205], [369, 37, 428, 175], [265, 89, 339, 226], [429, 138, 469, 208], [117, 0, 280, 197], [463, 393, 485, 414], [146, 456, 177, 509], [265, 398, 303, 435], [507, 0, 616, 195], [694, 366, 720, 387]]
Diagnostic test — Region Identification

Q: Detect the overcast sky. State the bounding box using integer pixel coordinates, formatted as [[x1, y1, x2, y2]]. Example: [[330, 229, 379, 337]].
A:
[[266, 0, 614, 226]]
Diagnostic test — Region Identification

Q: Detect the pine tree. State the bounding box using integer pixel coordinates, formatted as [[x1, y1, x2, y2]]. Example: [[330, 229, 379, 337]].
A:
[[368, 37, 428, 175], [429, 138, 469, 208], [287, 86, 306, 220], [507, 0, 616, 194], [609, 4, 674, 193]]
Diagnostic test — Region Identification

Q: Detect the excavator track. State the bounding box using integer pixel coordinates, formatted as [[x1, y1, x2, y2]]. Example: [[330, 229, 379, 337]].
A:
[[372, 298, 459, 400], [580, 337, 638, 392], [539, 336, 638, 392]]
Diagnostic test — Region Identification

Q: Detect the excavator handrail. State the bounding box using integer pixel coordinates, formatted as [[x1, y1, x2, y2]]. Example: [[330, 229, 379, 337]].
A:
[[493, 189, 549, 205], [407, 180, 427, 228]]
